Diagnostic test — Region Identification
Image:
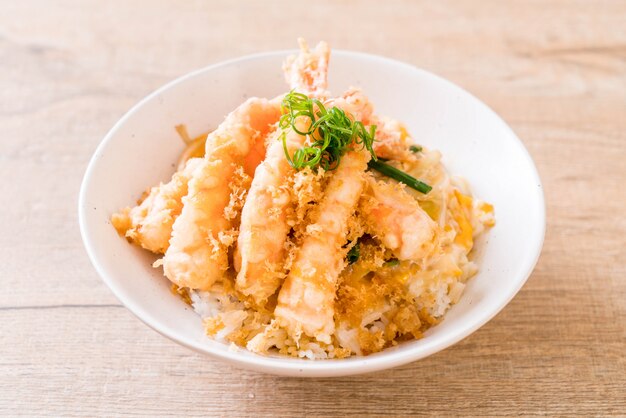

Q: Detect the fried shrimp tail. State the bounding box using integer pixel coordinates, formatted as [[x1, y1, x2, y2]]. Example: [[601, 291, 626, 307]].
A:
[[162, 98, 281, 290], [361, 175, 439, 260], [274, 150, 370, 343], [283, 38, 330, 96]]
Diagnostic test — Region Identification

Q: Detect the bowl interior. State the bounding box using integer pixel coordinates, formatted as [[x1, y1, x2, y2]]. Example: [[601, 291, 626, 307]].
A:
[[79, 51, 544, 377]]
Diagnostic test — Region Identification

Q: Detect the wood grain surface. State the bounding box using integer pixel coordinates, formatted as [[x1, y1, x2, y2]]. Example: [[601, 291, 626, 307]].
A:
[[1, 0, 625, 416]]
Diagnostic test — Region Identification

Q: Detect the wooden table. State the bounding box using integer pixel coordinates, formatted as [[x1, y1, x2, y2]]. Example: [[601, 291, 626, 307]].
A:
[[2, 1, 624, 415]]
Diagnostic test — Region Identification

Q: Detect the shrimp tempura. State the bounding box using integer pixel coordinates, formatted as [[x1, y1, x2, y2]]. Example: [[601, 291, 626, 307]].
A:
[[274, 149, 370, 343], [162, 98, 281, 290], [235, 40, 334, 305], [111, 158, 203, 254], [234, 125, 306, 305], [361, 175, 439, 260]]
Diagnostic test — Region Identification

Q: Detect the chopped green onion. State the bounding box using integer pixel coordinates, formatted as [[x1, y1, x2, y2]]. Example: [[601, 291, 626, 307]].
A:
[[384, 259, 400, 267], [409, 145, 422, 153], [368, 160, 432, 194], [346, 242, 360, 264], [279, 91, 432, 194], [279, 91, 377, 171]]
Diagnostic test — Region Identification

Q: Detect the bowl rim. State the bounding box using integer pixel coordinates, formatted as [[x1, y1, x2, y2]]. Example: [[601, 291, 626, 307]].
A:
[[79, 48, 546, 377]]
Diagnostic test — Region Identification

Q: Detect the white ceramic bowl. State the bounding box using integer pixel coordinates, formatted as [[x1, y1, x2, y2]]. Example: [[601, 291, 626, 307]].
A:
[[79, 50, 545, 377]]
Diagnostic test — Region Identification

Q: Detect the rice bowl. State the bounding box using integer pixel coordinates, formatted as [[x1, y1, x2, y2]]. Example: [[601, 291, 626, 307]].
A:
[[79, 44, 545, 376]]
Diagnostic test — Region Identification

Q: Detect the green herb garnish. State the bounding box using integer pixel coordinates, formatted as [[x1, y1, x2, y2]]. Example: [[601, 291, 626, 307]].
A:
[[409, 145, 422, 153], [346, 242, 360, 264], [368, 160, 432, 194], [384, 259, 400, 267], [278, 91, 432, 194], [279, 91, 376, 171]]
